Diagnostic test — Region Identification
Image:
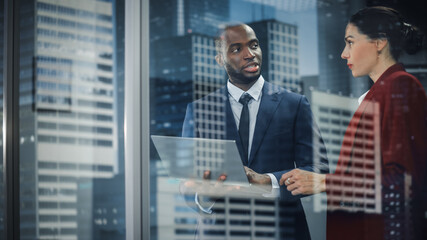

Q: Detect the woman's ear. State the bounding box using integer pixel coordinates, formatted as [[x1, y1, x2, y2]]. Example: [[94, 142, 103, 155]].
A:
[[215, 54, 224, 66], [376, 38, 388, 52]]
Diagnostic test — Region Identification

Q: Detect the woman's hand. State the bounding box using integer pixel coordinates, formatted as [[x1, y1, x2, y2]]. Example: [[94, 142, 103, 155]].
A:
[[279, 169, 327, 195]]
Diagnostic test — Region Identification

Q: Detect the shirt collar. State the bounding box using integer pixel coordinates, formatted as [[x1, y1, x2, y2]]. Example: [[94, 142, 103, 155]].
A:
[[227, 76, 264, 103], [358, 90, 369, 105]]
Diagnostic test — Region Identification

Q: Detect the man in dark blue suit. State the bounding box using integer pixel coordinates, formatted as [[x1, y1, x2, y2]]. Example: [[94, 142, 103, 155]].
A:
[[182, 23, 328, 240]]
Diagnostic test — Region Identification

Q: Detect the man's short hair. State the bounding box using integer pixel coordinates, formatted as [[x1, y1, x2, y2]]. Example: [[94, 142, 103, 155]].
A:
[[215, 22, 246, 55]]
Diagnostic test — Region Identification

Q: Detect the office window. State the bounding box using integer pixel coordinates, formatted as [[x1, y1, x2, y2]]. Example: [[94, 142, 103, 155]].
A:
[[11, 0, 126, 239]]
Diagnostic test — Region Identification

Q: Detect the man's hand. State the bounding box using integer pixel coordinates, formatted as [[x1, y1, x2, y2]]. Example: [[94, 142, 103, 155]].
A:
[[179, 170, 228, 196], [244, 166, 272, 192], [279, 169, 326, 195], [203, 170, 227, 182]]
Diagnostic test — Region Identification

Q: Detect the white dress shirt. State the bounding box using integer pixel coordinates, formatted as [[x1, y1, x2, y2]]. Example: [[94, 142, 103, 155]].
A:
[[358, 90, 369, 105], [227, 76, 263, 157], [227, 76, 279, 196]]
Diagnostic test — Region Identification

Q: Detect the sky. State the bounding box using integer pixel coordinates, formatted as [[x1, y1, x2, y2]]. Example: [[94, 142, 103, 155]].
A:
[[230, 0, 319, 76]]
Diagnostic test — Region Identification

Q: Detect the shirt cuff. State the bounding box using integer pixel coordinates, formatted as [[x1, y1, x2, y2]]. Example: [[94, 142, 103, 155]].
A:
[[263, 173, 280, 198], [195, 192, 215, 214]]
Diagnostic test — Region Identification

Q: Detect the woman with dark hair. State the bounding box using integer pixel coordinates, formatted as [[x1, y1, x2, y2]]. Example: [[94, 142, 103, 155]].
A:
[[279, 6, 426, 239]]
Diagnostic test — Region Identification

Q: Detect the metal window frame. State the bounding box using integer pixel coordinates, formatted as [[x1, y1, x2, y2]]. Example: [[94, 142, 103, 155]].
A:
[[3, 0, 20, 239], [125, 0, 150, 240]]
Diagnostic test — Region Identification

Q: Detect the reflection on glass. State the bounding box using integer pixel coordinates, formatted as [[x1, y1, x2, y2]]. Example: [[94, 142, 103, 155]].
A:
[[0, 0, 4, 236], [18, 0, 124, 239], [150, 0, 427, 240], [150, 0, 319, 239]]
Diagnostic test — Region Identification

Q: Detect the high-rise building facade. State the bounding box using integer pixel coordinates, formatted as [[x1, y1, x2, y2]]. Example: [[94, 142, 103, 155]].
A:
[[317, 0, 371, 97], [243, 0, 316, 12], [311, 89, 419, 238], [250, 20, 301, 92], [310, 90, 383, 213], [149, 0, 231, 137], [150, 0, 229, 42], [156, 177, 311, 240], [19, 0, 120, 239], [310, 90, 358, 174], [150, 33, 226, 137]]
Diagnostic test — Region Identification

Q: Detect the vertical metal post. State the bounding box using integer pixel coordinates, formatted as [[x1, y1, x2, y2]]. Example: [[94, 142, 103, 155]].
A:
[[140, 0, 151, 239], [3, 0, 20, 239], [125, 0, 150, 239]]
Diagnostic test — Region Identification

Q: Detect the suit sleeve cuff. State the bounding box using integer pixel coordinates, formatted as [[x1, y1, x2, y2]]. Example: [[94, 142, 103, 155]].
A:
[[195, 192, 215, 214], [262, 173, 280, 198]]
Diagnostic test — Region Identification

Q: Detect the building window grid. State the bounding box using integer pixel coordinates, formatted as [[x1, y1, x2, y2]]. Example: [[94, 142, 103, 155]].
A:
[[37, 1, 112, 23]]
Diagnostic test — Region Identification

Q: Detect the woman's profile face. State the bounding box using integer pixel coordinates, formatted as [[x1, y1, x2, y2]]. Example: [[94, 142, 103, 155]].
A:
[[341, 24, 379, 78]]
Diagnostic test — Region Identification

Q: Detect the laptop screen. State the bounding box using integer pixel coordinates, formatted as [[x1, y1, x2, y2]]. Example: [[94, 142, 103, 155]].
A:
[[151, 135, 249, 185]]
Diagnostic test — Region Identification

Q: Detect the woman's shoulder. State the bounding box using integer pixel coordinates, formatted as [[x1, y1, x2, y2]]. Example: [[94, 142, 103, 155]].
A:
[[382, 68, 423, 91], [389, 69, 417, 81]]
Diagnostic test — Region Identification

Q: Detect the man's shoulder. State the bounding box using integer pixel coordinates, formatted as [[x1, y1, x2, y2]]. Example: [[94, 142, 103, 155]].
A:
[[263, 81, 305, 102], [190, 86, 227, 105]]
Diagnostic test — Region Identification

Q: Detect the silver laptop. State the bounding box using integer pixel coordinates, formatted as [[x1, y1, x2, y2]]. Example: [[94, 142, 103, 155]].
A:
[[151, 135, 249, 186]]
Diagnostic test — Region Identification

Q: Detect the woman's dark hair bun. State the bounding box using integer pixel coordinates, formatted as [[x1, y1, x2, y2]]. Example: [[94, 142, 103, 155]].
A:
[[402, 23, 424, 55], [350, 6, 424, 60]]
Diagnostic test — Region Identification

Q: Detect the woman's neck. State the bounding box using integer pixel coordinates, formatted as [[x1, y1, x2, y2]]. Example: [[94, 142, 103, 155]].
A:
[[369, 57, 397, 82]]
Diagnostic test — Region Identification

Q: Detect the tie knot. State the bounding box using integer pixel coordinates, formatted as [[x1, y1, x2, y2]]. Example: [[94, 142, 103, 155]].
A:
[[239, 93, 252, 105]]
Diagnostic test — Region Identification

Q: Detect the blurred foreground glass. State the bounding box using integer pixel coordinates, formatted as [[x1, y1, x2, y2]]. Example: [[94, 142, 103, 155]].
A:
[[149, 0, 323, 239], [18, 0, 125, 239], [149, 0, 427, 239]]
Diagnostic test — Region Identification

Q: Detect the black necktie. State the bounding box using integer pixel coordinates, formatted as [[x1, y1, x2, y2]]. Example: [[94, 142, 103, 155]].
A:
[[239, 93, 252, 162]]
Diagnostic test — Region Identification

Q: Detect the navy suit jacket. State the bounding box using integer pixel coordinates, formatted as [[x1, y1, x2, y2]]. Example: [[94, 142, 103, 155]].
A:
[[182, 80, 329, 239]]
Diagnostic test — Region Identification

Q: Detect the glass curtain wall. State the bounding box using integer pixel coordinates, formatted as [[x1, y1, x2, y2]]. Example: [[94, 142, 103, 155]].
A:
[[15, 0, 125, 239], [2, 0, 426, 239], [149, 1, 325, 239], [148, 0, 427, 240]]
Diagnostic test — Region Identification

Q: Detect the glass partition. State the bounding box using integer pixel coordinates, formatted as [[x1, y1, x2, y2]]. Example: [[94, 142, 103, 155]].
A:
[[149, 0, 427, 239], [17, 0, 125, 239]]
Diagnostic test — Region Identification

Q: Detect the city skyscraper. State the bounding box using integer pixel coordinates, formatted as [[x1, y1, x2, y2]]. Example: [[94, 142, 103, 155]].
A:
[[243, 0, 316, 12], [149, 0, 231, 137], [317, 0, 371, 97], [92, 0, 126, 238], [156, 176, 306, 240], [310, 90, 382, 213], [150, 0, 230, 42], [150, 33, 226, 137], [250, 20, 301, 92], [149, 2, 231, 239], [18, 0, 121, 239]]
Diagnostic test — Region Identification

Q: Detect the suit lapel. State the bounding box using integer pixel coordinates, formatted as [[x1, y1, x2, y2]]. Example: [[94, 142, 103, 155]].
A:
[[249, 82, 283, 164]]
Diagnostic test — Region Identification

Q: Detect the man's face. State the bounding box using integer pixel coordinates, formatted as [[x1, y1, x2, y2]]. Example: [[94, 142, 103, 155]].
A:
[[218, 25, 262, 85]]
